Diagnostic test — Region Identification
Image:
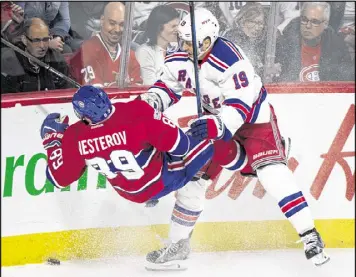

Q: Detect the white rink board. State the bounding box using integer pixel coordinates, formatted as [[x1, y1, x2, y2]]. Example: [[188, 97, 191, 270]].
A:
[[1, 93, 355, 237]]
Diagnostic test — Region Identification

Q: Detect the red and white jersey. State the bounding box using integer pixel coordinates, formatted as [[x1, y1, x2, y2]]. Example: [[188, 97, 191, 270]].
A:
[[70, 34, 142, 87], [45, 100, 190, 203], [148, 37, 268, 136]]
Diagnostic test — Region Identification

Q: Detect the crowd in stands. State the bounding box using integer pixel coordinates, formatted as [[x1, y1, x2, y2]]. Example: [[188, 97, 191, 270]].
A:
[[1, 1, 355, 94]]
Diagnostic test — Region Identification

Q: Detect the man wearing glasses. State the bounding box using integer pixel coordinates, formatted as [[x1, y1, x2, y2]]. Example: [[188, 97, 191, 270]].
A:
[[1, 18, 73, 93], [272, 2, 354, 82]]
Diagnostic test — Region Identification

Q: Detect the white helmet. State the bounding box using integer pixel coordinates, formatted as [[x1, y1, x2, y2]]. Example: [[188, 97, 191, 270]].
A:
[[178, 8, 220, 58]]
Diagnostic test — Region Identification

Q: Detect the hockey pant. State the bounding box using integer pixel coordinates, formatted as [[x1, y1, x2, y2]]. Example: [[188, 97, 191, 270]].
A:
[[151, 138, 214, 200], [237, 104, 315, 234]]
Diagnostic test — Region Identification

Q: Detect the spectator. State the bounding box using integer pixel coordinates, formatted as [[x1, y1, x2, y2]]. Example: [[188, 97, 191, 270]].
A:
[[69, 2, 109, 40], [224, 3, 267, 78], [340, 23, 355, 61], [133, 2, 161, 30], [1, 2, 24, 46], [131, 2, 204, 48], [69, 2, 142, 87], [1, 18, 74, 93], [272, 2, 354, 82], [218, 2, 270, 31], [135, 5, 179, 85], [329, 2, 346, 31], [23, 2, 83, 53], [277, 2, 300, 35], [342, 2, 355, 26]]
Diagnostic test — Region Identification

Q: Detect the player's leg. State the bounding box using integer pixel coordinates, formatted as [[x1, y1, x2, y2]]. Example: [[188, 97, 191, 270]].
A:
[[241, 103, 329, 266], [145, 139, 247, 271], [257, 164, 329, 266], [145, 137, 212, 270], [145, 178, 208, 271]]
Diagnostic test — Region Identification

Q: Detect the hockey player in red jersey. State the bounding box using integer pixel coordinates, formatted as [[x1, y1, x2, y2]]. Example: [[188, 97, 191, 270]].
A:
[[41, 85, 246, 270], [141, 8, 330, 269], [40, 85, 223, 203]]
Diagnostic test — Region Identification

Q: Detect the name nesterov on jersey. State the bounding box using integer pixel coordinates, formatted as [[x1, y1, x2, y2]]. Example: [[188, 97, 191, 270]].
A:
[[78, 131, 127, 155]]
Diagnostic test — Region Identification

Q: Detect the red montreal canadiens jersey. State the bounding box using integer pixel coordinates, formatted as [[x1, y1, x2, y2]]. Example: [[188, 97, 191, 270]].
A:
[[46, 100, 183, 203], [70, 34, 142, 87]]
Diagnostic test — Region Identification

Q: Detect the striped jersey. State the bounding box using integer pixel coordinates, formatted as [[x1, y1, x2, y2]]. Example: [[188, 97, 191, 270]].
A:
[[148, 37, 268, 136]]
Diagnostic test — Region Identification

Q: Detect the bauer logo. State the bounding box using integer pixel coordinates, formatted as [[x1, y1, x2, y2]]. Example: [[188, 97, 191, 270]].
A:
[[252, 150, 278, 160]]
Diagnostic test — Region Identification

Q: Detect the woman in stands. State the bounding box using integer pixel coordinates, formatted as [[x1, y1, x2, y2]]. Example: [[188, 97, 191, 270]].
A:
[[135, 5, 179, 85], [224, 3, 268, 79]]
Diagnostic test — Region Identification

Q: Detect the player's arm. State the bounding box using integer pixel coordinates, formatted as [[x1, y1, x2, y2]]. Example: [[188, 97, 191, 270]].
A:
[[218, 59, 260, 134], [139, 57, 186, 112], [40, 113, 86, 188], [137, 100, 190, 157], [190, 60, 260, 141]]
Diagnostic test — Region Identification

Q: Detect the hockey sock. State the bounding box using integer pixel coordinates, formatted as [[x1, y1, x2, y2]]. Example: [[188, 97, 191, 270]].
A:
[[257, 163, 315, 234], [168, 179, 207, 243], [169, 203, 202, 243]]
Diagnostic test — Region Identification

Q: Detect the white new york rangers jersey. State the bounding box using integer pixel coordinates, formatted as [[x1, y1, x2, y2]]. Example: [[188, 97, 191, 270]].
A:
[[147, 37, 269, 135]]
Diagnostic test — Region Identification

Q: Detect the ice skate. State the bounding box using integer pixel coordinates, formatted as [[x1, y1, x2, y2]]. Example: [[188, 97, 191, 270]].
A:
[[145, 237, 191, 271], [298, 228, 330, 266]]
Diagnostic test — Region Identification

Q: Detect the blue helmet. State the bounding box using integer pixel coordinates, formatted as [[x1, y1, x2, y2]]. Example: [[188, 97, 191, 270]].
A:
[[72, 85, 112, 124]]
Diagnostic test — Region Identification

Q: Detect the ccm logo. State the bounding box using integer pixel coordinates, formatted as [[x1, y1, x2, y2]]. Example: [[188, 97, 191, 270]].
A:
[[253, 150, 279, 160]]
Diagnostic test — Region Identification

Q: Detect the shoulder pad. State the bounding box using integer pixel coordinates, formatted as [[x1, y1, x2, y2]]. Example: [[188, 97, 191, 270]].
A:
[[208, 37, 245, 71], [164, 50, 189, 64]]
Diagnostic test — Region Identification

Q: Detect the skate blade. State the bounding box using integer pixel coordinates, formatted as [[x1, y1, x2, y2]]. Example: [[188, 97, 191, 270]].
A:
[[312, 252, 331, 266], [145, 260, 188, 271]]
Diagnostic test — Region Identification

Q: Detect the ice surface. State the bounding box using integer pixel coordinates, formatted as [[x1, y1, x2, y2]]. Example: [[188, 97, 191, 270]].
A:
[[2, 249, 354, 277]]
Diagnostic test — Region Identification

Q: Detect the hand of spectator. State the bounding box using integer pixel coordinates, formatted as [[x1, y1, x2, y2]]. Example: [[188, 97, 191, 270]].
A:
[[49, 37, 64, 52], [343, 25, 355, 47], [340, 24, 355, 61], [264, 63, 282, 83], [11, 3, 24, 24]]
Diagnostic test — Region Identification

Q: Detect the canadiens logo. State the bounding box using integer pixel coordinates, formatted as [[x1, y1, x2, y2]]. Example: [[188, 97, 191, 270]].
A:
[[300, 64, 320, 82], [78, 101, 85, 108]]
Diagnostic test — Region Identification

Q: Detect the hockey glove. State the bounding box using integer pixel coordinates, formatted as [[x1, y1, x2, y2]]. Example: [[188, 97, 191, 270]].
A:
[[40, 113, 69, 150], [145, 199, 160, 208], [139, 92, 164, 112], [189, 115, 230, 141]]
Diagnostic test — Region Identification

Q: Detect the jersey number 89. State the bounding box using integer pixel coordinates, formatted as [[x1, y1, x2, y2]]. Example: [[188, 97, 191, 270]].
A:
[[87, 150, 144, 180]]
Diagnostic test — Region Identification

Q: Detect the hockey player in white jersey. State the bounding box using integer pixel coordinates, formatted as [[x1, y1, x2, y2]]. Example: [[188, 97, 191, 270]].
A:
[[141, 8, 330, 270]]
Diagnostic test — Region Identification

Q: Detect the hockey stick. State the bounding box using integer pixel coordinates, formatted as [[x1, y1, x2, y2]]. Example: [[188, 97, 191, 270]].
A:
[[189, 2, 203, 118], [144, 4, 203, 207]]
